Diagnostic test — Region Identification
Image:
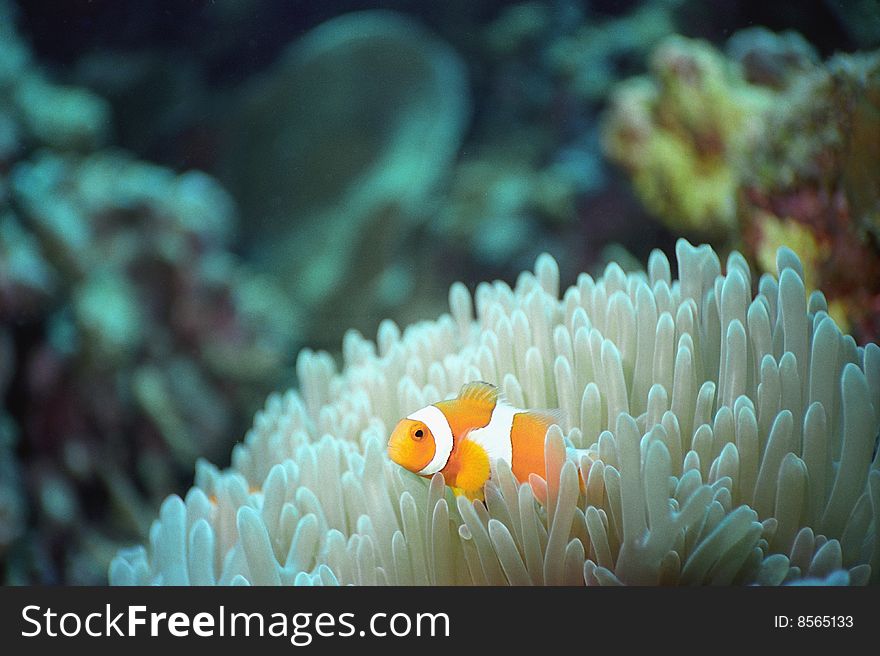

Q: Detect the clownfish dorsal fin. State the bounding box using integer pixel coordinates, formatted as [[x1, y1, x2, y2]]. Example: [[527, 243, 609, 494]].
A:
[[457, 381, 503, 408], [525, 408, 568, 431]]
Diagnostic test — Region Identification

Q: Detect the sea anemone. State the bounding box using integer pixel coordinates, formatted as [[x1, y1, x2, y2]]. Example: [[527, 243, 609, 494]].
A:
[[111, 240, 879, 585]]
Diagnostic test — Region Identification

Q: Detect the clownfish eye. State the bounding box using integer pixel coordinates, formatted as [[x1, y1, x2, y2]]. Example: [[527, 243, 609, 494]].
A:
[[413, 428, 424, 440]]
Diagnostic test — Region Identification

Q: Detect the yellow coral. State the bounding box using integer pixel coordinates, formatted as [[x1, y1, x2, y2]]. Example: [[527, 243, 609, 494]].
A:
[[754, 211, 849, 330], [632, 130, 737, 233], [754, 211, 825, 289], [602, 35, 776, 234]]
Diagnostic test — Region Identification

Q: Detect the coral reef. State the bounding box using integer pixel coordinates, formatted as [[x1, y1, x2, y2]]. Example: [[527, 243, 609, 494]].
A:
[[740, 46, 880, 341], [603, 29, 880, 342], [112, 241, 879, 586], [602, 33, 778, 235], [0, 2, 296, 584]]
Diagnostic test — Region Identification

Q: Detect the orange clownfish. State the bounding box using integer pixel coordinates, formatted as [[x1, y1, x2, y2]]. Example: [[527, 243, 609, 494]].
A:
[[387, 381, 562, 500]]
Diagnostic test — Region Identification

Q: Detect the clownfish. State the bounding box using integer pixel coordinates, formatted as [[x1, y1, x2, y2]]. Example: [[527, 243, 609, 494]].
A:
[[387, 381, 563, 500]]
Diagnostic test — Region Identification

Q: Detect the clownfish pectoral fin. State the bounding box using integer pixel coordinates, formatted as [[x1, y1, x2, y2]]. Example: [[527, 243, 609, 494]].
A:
[[454, 438, 491, 493], [452, 486, 485, 502], [457, 381, 505, 407]]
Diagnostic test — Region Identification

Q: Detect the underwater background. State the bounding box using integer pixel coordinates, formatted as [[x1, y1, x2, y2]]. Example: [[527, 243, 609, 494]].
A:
[[0, 0, 878, 585]]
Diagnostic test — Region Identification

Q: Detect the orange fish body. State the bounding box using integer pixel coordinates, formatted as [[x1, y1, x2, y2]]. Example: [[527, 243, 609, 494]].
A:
[[387, 381, 560, 499]]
